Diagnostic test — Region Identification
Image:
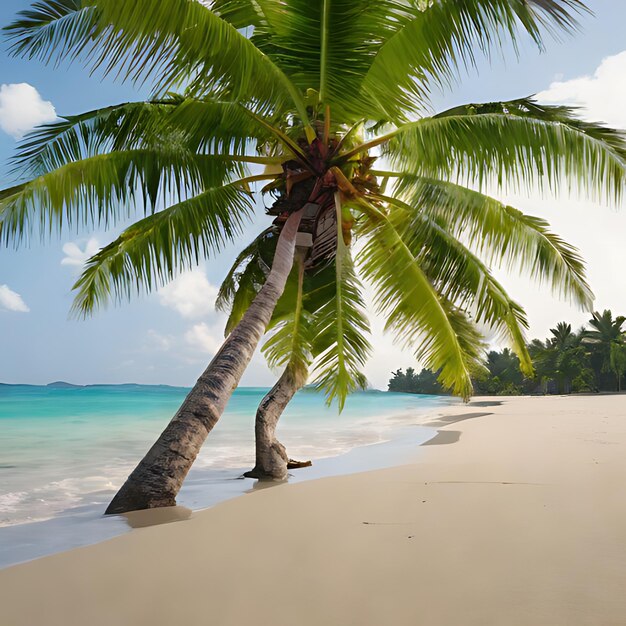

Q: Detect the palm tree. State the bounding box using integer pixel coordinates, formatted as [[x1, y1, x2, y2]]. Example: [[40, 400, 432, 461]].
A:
[[531, 323, 590, 394], [585, 310, 626, 391], [609, 342, 626, 392], [474, 348, 526, 395], [2, 0, 624, 510]]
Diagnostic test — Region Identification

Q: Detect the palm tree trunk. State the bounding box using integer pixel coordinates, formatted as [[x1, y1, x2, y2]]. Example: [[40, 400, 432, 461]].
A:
[[243, 364, 308, 480], [105, 209, 304, 514]]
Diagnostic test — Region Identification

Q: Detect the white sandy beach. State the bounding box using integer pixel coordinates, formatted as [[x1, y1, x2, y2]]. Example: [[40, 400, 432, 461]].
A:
[[1, 394, 625, 625]]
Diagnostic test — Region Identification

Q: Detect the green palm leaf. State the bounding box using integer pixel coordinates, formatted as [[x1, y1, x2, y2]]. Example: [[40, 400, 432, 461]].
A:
[[356, 199, 477, 399], [434, 97, 626, 157], [4, 0, 97, 63], [13, 96, 277, 176], [71, 183, 253, 316], [0, 149, 244, 243], [361, 0, 587, 120], [439, 303, 489, 381], [214, 0, 407, 122], [312, 0, 405, 119], [393, 175, 594, 309], [382, 104, 626, 201], [212, 1, 586, 124], [216, 228, 276, 335], [4, 0, 310, 120], [310, 195, 371, 409], [377, 193, 533, 375], [211, 0, 265, 28]]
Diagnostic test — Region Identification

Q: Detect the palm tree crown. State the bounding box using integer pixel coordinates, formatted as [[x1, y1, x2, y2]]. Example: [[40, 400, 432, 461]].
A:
[[586, 310, 626, 346], [584, 310, 626, 390], [2, 0, 624, 405], [530, 323, 589, 393]]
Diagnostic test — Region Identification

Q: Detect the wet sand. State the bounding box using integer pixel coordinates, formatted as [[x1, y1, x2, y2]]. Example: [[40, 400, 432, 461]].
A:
[[1, 395, 625, 625]]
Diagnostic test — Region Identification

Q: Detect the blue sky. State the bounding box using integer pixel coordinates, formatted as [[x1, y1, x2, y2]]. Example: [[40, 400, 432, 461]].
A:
[[1, 0, 626, 388]]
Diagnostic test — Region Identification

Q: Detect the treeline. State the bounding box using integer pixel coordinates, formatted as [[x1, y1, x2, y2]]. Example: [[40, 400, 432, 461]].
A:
[[388, 310, 626, 396]]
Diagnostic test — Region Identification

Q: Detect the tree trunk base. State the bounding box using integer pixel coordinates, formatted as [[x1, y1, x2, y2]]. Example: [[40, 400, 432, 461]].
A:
[[242, 467, 282, 480], [105, 483, 176, 515], [243, 458, 312, 480]]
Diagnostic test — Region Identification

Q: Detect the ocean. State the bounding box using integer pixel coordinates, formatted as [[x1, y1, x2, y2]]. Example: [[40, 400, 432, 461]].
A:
[[0, 384, 450, 566]]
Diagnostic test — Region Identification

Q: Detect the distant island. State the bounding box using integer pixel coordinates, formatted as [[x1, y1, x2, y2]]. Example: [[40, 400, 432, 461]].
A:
[[46, 381, 83, 389], [0, 382, 187, 390]]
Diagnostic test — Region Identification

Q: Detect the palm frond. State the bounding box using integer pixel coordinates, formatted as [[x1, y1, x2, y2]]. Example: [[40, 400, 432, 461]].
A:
[[378, 193, 533, 375], [310, 194, 371, 409], [4, 0, 309, 119], [360, 0, 588, 121], [393, 175, 594, 309], [71, 183, 254, 316], [440, 304, 489, 381], [211, 0, 265, 28], [216, 227, 276, 335], [0, 149, 244, 243], [13, 96, 275, 176], [383, 101, 626, 202], [4, 0, 97, 62], [434, 97, 626, 157], [356, 199, 477, 399], [227, 0, 408, 122], [313, 0, 402, 118]]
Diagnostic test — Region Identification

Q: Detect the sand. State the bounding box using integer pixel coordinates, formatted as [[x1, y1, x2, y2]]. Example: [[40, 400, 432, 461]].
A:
[[1, 394, 625, 625]]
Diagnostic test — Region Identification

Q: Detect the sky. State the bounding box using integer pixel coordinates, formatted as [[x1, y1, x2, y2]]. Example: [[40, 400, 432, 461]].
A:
[[1, 0, 626, 389]]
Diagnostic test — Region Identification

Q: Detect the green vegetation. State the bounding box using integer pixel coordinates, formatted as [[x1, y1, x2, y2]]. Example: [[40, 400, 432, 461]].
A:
[[389, 310, 626, 396]]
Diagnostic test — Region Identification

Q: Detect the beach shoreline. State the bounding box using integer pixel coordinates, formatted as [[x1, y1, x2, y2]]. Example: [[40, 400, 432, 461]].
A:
[[2, 394, 625, 625], [0, 394, 455, 568]]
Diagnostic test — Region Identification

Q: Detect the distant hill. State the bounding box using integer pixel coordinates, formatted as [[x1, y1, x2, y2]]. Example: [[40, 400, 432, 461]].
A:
[[0, 381, 190, 390], [46, 381, 84, 389]]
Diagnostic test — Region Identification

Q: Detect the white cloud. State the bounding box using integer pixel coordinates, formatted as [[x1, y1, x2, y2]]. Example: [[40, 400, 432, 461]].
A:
[[184, 323, 222, 355], [61, 237, 100, 268], [0, 83, 57, 139], [157, 269, 219, 318], [148, 328, 176, 352], [0, 285, 30, 313], [147, 270, 226, 366], [537, 51, 626, 129], [146, 329, 175, 352]]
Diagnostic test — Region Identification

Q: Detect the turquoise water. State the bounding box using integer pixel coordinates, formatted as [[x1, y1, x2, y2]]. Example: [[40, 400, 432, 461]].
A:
[[0, 384, 446, 528]]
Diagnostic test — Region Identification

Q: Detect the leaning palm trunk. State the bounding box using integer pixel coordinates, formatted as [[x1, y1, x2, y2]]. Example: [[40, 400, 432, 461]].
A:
[[243, 248, 311, 481], [244, 363, 308, 480], [106, 209, 304, 514]]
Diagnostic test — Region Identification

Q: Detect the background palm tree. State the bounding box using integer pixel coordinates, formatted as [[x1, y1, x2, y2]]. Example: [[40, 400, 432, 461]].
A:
[[2, 0, 625, 509], [585, 310, 626, 391], [475, 348, 526, 395], [609, 343, 626, 392], [530, 323, 590, 394]]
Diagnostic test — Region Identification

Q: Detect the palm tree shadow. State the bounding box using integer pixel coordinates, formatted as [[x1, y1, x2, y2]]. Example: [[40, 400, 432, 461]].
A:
[[426, 411, 493, 428], [421, 430, 462, 446]]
